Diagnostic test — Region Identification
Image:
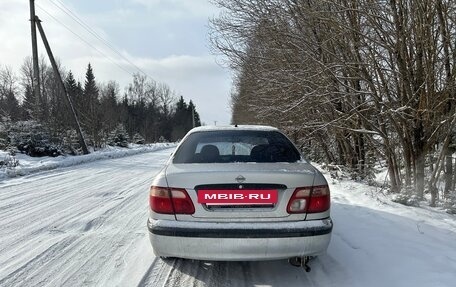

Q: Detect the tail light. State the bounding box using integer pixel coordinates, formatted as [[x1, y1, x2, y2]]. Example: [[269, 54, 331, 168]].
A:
[[149, 186, 195, 214], [287, 185, 330, 214]]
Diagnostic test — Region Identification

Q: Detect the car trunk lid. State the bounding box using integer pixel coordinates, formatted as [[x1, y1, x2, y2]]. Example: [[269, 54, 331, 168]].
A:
[[165, 162, 316, 221]]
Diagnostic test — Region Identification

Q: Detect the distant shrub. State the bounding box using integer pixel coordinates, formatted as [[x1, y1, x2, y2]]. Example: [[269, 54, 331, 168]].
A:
[[6, 121, 63, 157], [0, 151, 19, 168], [108, 124, 129, 147], [132, 133, 145, 144], [392, 193, 420, 207], [444, 196, 456, 214], [16, 139, 62, 157]]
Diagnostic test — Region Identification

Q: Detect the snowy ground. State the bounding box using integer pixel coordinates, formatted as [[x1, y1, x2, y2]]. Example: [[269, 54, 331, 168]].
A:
[[0, 143, 175, 181], [0, 148, 455, 286]]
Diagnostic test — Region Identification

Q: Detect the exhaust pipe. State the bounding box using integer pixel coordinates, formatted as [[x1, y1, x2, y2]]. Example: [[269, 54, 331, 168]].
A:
[[288, 256, 312, 272]]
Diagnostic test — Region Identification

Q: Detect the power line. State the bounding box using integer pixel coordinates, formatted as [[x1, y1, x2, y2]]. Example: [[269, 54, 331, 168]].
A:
[[45, 0, 151, 78], [35, 3, 137, 77], [52, 0, 140, 68]]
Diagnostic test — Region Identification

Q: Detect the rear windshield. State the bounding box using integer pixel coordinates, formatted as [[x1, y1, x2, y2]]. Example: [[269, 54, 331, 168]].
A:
[[172, 130, 301, 163]]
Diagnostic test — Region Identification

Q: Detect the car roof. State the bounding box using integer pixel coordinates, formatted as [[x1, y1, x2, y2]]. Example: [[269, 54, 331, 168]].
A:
[[188, 125, 279, 134]]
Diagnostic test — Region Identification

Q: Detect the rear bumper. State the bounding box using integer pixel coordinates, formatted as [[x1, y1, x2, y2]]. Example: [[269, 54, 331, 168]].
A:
[[148, 218, 332, 261]]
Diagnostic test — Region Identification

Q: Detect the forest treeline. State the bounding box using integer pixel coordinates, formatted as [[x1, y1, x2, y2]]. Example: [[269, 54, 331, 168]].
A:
[[0, 57, 201, 154], [210, 0, 456, 206]]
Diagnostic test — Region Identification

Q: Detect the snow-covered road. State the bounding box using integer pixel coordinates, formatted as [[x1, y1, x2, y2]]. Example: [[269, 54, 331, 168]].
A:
[[1, 149, 455, 287]]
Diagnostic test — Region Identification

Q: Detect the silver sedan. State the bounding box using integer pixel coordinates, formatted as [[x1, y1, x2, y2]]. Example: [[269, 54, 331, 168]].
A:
[[148, 125, 332, 263]]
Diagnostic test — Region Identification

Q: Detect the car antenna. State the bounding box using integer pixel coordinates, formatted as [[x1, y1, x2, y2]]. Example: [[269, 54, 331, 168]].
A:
[[234, 124, 238, 127]]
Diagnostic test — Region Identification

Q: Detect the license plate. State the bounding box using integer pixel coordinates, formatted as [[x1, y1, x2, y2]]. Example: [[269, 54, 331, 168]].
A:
[[198, 189, 278, 205]]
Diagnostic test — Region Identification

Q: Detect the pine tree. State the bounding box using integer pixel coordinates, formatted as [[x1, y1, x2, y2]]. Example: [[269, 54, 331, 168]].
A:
[[170, 97, 201, 140], [188, 100, 201, 127], [66, 71, 83, 119], [0, 90, 21, 121], [66, 71, 78, 97], [21, 84, 35, 120], [49, 70, 73, 132], [100, 81, 120, 141], [82, 63, 101, 147]]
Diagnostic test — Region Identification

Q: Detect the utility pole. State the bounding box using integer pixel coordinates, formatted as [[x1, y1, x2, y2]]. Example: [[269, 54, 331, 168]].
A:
[[29, 0, 41, 118], [35, 16, 90, 154]]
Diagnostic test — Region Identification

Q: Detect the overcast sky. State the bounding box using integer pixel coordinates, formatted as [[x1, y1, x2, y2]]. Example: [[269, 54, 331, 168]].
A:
[[0, 0, 232, 125]]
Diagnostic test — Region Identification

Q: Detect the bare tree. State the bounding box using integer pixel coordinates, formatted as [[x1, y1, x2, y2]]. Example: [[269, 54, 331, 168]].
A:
[[210, 0, 456, 204]]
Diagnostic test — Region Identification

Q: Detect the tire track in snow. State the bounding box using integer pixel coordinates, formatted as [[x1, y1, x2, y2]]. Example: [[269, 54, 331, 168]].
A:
[[0, 236, 78, 286], [138, 258, 256, 287], [0, 170, 144, 272], [136, 258, 166, 287]]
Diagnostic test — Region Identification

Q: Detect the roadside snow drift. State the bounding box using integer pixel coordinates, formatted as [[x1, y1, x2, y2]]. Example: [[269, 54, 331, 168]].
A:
[[0, 143, 175, 181]]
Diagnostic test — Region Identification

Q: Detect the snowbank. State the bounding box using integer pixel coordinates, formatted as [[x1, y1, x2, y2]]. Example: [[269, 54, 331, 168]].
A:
[[315, 163, 456, 234], [0, 143, 176, 181]]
